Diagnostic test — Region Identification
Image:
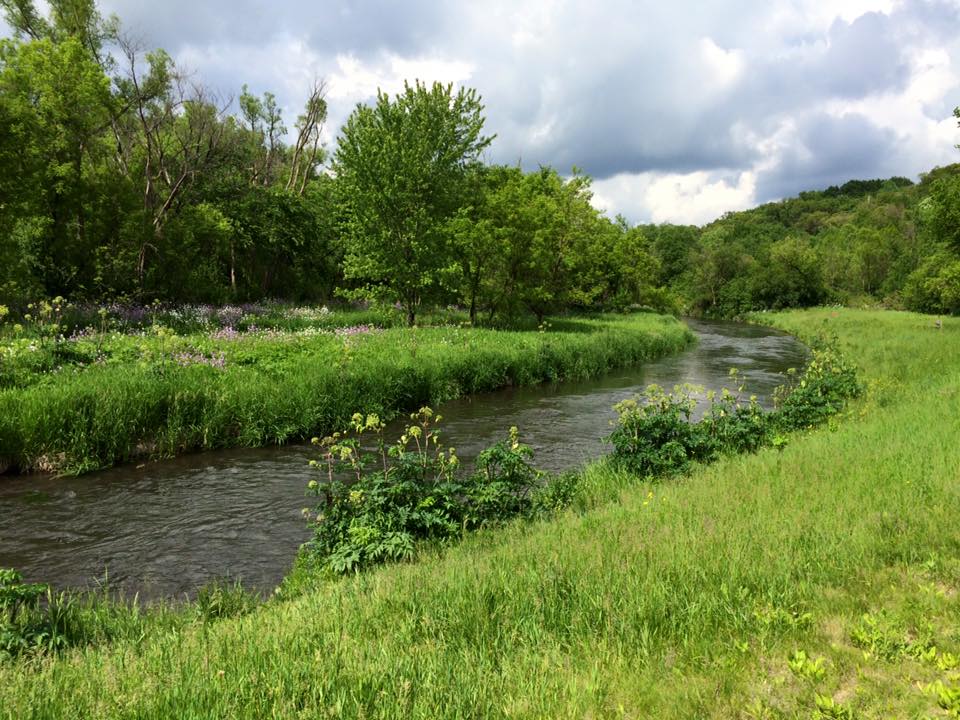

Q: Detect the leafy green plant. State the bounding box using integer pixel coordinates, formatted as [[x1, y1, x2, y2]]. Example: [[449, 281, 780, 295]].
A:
[[923, 681, 960, 717], [788, 649, 827, 681], [773, 343, 863, 431], [609, 342, 860, 479], [608, 384, 715, 477], [814, 694, 856, 720], [850, 612, 936, 662], [305, 408, 545, 574], [0, 568, 75, 659]]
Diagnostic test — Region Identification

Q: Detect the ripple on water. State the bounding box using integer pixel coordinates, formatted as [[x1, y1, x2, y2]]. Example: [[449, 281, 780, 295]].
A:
[[0, 319, 809, 599]]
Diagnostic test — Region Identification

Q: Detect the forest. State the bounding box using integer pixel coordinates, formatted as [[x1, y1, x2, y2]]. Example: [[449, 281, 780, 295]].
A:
[[3, 0, 960, 323]]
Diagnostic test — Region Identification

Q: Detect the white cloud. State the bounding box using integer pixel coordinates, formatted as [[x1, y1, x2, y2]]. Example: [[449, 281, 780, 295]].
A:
[[593, 170, 756, 225], [327, 53, 474, 104], [700, 38, 745, 90], [7, 0, 959, 224]]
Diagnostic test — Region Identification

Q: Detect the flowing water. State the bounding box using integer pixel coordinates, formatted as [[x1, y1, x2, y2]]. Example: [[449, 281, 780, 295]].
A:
[[0, 319, 808, 600]]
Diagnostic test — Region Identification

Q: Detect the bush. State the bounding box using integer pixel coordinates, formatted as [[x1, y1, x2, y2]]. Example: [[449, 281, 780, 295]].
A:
[[609, 345, 861, 477], [1, 568, 78, 660], [607, 385, 714, 477], [773, 344, 863, 431], [305, 408, 545, 574]]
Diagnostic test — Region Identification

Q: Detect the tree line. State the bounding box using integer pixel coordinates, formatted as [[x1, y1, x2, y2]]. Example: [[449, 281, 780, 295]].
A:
[[2, 0, 959, 322]]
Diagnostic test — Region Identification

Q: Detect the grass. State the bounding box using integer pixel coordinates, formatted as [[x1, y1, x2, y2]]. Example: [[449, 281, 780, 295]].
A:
[[1, 308, 958, 718], [0, 310, 691, 475]]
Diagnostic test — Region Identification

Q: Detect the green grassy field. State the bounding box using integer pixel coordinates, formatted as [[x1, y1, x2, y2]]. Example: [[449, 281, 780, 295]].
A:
[[0, 311, 690, 475], [2, 308, 958, 718]]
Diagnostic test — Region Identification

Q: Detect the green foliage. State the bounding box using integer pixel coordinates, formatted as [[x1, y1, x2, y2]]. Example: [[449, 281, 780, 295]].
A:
[[787, 649, 827, 682], [336, 81, 493, 324], [608, 385, 718, 477], [609, 344, 861, 477], [608, 382, 771, 478], [902, 252, 960, 315], [850, 612, 937, 663], [813, 694, 856, 720], [0, 568, 71, 659], [193, 580, 257, 623], [924, 171, 960, 255], [2, 0, 958, 320], [2, 309, 960, 717], [305, 409, 543, 574], [773, 344, 863, 431], [0, 310, 692, 473]]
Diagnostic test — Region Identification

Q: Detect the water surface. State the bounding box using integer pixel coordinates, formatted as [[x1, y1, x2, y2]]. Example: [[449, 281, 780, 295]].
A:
[[0, 319, 808, 599]]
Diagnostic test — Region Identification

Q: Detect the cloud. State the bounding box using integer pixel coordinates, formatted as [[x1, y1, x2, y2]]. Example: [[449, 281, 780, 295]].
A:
[[593, 170, 756, 225], [3, 0, 960, 224], [756, 112, 901, 201]]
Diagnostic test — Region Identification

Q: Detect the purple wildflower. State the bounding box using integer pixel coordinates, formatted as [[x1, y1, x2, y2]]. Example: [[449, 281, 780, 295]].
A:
[[172, 351, 227, 369], [335, 324, 379, 338]]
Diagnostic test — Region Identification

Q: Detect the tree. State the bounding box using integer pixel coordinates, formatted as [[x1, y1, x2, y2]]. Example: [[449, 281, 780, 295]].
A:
[[0, 35, 113, 299], [238, 84, 286, 187], [924, 172, 960, 255], [446, 164, 516, 324], [753, 236, 825, 309], [285, 80, 327, 196], [112, 37, 232, 288], [335, 81, 493, 325]]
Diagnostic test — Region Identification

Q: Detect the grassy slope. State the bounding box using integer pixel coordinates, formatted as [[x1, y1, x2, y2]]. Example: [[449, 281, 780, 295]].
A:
[[0, 313, 691, 475], [2, 309, 959, 718]]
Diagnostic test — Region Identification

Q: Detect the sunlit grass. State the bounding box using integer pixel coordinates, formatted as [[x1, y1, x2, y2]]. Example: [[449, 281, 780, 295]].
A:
[[1, 309, 958, 718], [0, 312, 691, 475]]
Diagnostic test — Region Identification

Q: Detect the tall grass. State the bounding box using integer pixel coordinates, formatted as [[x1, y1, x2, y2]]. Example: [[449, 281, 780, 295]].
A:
[[1, 309, 957, 718], [0, 314, 691, 475]]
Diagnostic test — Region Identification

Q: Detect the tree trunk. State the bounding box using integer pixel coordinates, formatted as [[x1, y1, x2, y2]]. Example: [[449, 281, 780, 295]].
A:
[[230, 241, 236, 295]]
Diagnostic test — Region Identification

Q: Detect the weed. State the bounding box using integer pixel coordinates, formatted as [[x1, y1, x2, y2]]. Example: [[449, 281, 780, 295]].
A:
[[814, 694, 856, 719], [788, 649, 827, 682]]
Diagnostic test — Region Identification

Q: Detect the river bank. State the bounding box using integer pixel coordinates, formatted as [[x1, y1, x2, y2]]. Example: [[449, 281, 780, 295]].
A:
[[0, 312, 692, 476], [0, 319, 806, 599], [2, 309, 957, 718]]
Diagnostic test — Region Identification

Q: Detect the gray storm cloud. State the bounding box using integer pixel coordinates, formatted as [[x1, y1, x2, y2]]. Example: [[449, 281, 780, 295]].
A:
[[11, 0, 960, 223]]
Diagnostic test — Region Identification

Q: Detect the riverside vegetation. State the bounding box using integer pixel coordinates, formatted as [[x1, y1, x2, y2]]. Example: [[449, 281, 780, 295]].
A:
[[4, 1, 960, 716], [3, 1, 960, 325], [0, 319, 857, 658], [6, 308, 953, 719], [0, 304, 692, 475]]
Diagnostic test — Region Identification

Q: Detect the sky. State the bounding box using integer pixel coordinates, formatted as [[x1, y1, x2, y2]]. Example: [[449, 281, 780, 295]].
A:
[[4, 0, 960, 225]]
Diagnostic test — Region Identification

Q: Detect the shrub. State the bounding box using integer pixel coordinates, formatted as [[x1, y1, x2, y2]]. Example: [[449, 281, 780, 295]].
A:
[[305, 409, 545, 574], [773, 344, 863, 431], [607, 385, 715, 477], [609, 344, 860, 477]]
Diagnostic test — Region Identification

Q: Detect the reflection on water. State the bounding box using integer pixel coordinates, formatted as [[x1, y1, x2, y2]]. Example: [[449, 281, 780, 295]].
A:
[[0, 319, 808, 599]]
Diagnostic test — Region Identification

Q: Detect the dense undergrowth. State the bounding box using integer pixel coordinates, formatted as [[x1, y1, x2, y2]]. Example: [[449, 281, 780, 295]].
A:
[[1, 309, 957, 719], [0, 309, 690, 475]]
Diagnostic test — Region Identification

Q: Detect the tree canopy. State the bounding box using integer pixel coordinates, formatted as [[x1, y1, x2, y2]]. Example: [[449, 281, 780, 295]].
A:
[[1, 0, 960, 319]]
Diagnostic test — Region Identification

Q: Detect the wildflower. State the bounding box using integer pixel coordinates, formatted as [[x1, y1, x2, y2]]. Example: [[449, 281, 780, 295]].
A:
[[335, 324, 379, 338]]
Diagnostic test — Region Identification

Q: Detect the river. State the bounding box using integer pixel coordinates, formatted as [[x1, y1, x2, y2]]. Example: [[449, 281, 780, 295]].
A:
[[0, 319, 808, 599]]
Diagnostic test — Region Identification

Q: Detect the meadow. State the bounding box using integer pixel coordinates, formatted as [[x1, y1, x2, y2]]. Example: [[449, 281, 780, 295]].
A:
[[0, 303, 692, 475], [2, 308, 957, 718]]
